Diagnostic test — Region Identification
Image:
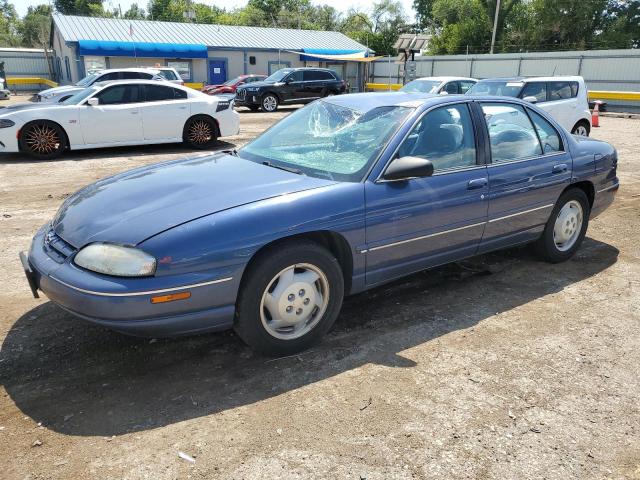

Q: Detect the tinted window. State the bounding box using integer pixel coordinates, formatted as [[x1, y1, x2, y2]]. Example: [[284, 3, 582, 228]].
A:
[[459, 81, 475, 93], [159, 69, 179, 80], [144, 84, 176, 101], [303, 70, 326, 81], [173, 88, 187, 99], [98, 72, 120, 81], [442, 82, 459, 94], [521, 82, 547, 102], [286, 71, 303, 82], [96, 85, 141, 105], [548, 81, 577, 100], [481, 103, 542, 162], [399, 104, 476, 172], [120, 72, 143, 80], [528, 109, 562, 153]]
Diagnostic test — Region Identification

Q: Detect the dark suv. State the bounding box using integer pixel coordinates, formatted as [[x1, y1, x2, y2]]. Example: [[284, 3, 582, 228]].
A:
[[235, 67, 347, 112]]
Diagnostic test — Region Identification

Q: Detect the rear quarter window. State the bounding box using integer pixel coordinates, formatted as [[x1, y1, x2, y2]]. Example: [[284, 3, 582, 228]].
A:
[[548, 81, 577, 100]]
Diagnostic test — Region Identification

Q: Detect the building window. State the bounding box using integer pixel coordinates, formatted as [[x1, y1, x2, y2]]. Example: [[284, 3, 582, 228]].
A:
[[249, 56, 256, 65], [84, 56, 107, 74], [167, 60, 191, 81], [64, 56, 71, 80]]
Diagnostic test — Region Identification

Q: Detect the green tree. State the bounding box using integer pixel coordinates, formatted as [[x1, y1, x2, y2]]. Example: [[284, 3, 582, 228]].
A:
[[18, 4, 51, 48], [0, 0, 21, 47], [54, 0, 106, 16], [123, 3, 146, 19], [427, 0, 492, 54]]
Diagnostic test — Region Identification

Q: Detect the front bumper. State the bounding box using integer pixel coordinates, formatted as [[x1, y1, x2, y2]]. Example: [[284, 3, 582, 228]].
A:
[[235, 91, 261, 107], [21, 225, 241, 337]]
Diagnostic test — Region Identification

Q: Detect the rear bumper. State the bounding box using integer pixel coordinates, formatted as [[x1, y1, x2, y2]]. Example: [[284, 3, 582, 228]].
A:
[[22, 225, 240, 337], [591, 179, 619, 219]]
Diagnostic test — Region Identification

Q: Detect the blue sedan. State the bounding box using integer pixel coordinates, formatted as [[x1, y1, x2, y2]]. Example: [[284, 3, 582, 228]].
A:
[[21, 93, 619, 355]]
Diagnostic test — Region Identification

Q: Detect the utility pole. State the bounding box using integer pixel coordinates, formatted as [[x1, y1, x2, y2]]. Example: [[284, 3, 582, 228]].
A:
[[490, 0, 501, 54]]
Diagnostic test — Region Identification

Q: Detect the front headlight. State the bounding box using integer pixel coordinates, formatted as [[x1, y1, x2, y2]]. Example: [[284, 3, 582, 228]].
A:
[[0, 119, 14, 128], [74, 243, 156, 277], [216, 99, 231, 112]]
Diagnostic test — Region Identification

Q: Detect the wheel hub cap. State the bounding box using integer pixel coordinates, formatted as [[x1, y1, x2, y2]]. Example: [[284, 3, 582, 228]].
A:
[[188, 120, 211, 144], [553, 200, 583, 251], [260, 263, 329, 340], [25, 125, 59, 154], [263, 96, 276, 111]]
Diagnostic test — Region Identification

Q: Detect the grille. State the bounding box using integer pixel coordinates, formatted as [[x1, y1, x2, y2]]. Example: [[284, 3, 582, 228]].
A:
[[43, 228, 76, 263], [237, 89, 246, 100]]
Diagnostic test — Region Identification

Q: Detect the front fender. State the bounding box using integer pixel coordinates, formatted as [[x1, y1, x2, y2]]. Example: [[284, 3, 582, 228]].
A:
[[139, 182, 366, 282]]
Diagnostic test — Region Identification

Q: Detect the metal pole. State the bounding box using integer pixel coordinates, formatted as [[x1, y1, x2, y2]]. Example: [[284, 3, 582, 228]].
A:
[[388, 55, 391, 91], [490, 0, 501, 54]]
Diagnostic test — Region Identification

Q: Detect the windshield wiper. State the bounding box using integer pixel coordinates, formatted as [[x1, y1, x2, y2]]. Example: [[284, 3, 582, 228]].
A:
[[262, 161, 305, 175], [223, 148, 238, 156]]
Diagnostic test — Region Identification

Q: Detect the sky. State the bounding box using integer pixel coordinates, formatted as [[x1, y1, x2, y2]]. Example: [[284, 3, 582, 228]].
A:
[[12, 0, 417, 20]]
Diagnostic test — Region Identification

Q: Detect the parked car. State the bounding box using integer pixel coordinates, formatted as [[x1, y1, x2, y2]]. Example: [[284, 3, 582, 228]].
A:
[[466, 76, 592, 136], [20, 93, 618, 355], [235, 67, 348, 112], [1, 80, 239, 159], [401, 76, 477, 95], [154, 67, 184, 85], [202, 74, 268, 96], [33, 68, 165, 104]]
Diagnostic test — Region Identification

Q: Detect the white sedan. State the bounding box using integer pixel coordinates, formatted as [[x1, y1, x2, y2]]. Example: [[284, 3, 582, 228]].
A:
[[0, 80, 240, 159], [400, 76, 477, 95]]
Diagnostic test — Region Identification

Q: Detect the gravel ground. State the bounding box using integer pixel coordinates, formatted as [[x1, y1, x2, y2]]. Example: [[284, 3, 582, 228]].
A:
[[0, 102, 638, 480]]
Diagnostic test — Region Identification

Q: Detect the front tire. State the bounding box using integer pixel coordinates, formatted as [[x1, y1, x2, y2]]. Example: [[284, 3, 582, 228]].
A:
[[183, 116, 218, 149], [234, 240, 344, 356], [261, 94, 279, 112], [571, 120, 590, 137], [535, 188, 590, 263], [19, 121, 66, 160]]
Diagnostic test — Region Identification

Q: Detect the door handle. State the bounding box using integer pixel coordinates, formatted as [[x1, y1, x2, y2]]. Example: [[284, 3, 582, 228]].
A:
[[552, 163, 568, 174], [130, 111, 139, 114], [467, 178, 488, 190], [178, 106, 187, 110]]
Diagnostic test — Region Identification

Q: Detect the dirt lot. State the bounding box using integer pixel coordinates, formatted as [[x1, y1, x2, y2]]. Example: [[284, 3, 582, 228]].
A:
[[0, 101, 638, 479]]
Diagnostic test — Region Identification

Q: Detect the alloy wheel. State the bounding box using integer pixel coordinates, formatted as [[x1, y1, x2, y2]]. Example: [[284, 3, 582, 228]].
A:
[[262, 95, 277, 112], [574, 125, 589, 136], [259, 263, 330, 340], [188, 119, 212, 145], [24, 124, 60, 155]]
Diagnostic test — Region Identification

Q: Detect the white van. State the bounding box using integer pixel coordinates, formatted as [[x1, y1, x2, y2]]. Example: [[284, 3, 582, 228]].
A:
[[467, 76, 592, 136]]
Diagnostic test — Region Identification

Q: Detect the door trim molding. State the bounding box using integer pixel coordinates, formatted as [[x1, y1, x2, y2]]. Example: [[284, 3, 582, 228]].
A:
[[488, 203, 554, 223]]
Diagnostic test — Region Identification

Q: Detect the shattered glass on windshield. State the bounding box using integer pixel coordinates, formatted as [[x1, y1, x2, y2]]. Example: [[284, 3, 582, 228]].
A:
[[240, 101, 413, 182]]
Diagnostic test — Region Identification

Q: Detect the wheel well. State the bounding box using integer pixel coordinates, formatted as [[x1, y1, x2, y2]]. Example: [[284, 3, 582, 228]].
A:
[[241, 231, 354, 294], [182, 114, 220, 139], [18, 119, 70, 151], [572, 119, 591, 131], [262, 91, 281, 103], [566, 181, 595, 208]]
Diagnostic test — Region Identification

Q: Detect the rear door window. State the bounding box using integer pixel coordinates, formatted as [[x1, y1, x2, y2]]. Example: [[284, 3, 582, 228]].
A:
[[528, 109, 563, 153], [442, 82, 459, 94], [144, 84, 177, 101], [548, 81, 577, 100], [481, 102, 543, 162], [520, 82, 547, 103]]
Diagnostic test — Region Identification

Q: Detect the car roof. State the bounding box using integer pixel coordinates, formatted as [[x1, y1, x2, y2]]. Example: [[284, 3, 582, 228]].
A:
[[478, 76, 584, 83], [411, 76, 476, 82], [96, 67, 161, 74], [94, 79, 189, 89], [325, 92, 536, 112]]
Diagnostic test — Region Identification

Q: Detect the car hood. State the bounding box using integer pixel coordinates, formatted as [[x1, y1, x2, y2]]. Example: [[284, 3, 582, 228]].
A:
[[39, 85, 80, 96], [0, 102, 63, 114], [239, 80, 278, 89], [52, 153, 337, 247]]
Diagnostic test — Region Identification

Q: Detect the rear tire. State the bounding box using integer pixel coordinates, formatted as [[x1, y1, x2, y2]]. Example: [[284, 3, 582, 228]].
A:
[[571, 120, 590, 137], [534, 188, 590, 263], [183, 115, 218, 149], [261, 94, 279, 112], [19, 120, 66, 160], [234, 240, 344, 356]]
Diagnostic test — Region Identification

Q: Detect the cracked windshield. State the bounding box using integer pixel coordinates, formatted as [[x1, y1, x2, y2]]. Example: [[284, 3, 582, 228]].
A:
[[239, 101, 413, 181]]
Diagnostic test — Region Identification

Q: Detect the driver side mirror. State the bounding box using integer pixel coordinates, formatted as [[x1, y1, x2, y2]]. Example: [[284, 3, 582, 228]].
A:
[[382, 156, 434, 181], [523, 96, 538, 104], [87, 97, 99, 106]]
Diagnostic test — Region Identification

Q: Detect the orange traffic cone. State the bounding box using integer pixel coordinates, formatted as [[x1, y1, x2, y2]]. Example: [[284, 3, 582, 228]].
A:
[[592, 101, 600, 128]]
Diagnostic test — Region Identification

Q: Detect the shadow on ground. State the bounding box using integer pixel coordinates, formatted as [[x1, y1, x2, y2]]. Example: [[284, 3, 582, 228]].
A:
[[0, 238, 618, 437], [0, 141, 237, 165]]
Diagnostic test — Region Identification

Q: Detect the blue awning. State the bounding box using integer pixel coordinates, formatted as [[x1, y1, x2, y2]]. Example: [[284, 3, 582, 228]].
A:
[[78, 40, 208, 59]]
